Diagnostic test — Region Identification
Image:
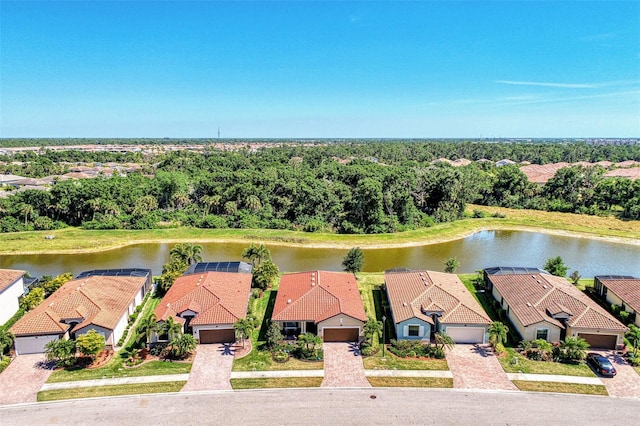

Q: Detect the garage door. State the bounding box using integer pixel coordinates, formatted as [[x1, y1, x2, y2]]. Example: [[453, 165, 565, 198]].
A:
[[323, 328, 359, 342], [199, 329, 235, 344], [14, 335, 60, 355], [577, 333, 617, 349], [445, 327, 485, 344]]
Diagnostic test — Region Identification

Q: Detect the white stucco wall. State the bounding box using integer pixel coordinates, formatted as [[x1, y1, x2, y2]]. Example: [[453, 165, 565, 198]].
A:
[[0, 277, 24, 325]]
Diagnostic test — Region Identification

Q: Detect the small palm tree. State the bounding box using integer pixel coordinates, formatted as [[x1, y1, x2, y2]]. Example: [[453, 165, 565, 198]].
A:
[[488, 322, 509, 347], [556, 336, 590, 363], [626, 325, 640, 357], [161, 316, 183, 341], [168, 333, 197, 359], [234, 318, 254, 348], [434, 332, 455, 352], [0, 329, 14, 355], [136, 313, 159, 347]]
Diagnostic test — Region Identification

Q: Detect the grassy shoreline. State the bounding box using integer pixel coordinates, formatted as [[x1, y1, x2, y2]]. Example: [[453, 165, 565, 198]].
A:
[[1, 205, 638, 255]]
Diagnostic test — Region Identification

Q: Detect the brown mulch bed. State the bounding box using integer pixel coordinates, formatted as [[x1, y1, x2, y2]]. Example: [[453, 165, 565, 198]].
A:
[[233, 340, 252, 359]]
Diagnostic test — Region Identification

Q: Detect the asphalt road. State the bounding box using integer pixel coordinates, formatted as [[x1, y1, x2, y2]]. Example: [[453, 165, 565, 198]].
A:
[[1, 388, 639, 425]]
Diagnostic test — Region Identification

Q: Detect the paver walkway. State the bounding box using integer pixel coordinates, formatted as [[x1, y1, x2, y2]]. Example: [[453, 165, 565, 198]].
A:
[[181, 344, 234, 392], [321, 342, 370, 388], [446, 344, 518, 391], [0, 355, 54, 405], [597, 351, 640, 399]]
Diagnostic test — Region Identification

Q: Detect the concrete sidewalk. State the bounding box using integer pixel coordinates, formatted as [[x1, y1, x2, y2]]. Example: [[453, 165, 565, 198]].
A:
[[506, 373, 602, 385], [40, 374, 190, 391]]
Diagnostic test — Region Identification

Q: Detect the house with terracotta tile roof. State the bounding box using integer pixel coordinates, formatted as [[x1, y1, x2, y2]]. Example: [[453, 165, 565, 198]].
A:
[[594, 276, 640, 328], [272, 271, 367, 342], [10, 269, 151, 355], [485, 267, 627, 349], [385, 270, 491, 344], [154, 271, 252, 344], [0, 269, 26, 325]]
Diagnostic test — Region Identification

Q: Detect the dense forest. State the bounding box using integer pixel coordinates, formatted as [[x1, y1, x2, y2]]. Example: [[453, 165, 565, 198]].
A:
[[0, 142, 639, 234]]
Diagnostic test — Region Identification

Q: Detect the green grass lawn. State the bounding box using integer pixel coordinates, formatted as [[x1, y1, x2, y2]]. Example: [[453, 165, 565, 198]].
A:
[[47, 360, 192, 383], [2, 206, 638, 255], [37, 381, 186, 401], [230, 377, 322, 389], [499, 348, 596, 377], [363, 350, 449, 371], [512, 380, 607, 396], [367, 377, 453, 388]]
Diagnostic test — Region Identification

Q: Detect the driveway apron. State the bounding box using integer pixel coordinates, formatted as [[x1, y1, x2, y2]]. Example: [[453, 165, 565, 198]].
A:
[[597, 351, 640, 399], [0, 354, 54, 405], [181, 344, 234, 392], [446, 344, 518, 391], [321, 342, 370, 388]]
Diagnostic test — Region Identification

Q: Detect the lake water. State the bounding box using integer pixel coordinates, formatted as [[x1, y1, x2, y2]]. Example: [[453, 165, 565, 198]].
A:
[[1, 230, 638, 278]]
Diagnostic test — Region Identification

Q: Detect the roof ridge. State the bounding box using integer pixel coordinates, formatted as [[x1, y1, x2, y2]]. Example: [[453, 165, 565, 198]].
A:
[[203, 301, 240, 322]]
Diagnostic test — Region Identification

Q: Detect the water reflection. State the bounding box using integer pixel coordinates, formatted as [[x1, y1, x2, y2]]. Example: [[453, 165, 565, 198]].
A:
[[0, 230, 638, 278]]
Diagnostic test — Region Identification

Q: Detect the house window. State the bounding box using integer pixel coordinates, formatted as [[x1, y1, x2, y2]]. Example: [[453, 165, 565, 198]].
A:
[[284, 322, 297, 329], [536, 328, 549, 340], [408, 325, 420, 337]]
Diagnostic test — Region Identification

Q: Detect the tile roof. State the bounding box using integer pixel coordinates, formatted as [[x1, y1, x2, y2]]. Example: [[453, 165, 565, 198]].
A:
[[487, 272, 627, 331], [272, 271, 367, 323], [598, 277, 640, 316], [11, 275, 147, 336], [385, 271, 491, 326], [0, 269, 25, 293], [154, 272, 252, 326]]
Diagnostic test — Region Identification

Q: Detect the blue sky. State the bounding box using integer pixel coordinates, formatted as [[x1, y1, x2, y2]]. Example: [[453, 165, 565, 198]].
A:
[[1, 1, 639, 138]]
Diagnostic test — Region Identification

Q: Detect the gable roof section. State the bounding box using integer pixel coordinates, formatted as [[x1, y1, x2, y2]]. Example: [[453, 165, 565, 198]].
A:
[[154, 272, 252, 326], [487, 271, 626, 331], [385, 270, 491, 326], [272, 271, 366, 323], [597, 277, 640, 316], [0, 269, 25, 293], [11, 275, 147, 336]]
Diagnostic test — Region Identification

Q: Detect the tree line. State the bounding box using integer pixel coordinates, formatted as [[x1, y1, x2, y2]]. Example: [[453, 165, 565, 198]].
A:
[[0, 142, 638, 234]]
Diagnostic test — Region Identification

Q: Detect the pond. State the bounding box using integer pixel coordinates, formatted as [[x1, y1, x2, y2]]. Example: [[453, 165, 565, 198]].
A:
[[0, 230, 638, 278]]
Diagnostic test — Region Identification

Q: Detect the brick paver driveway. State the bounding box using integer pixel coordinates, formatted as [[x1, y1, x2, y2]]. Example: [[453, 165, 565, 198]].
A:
[[446, 344, 518, 391], [595, 351, 640, 399], [181, 344, 235, 392], [0, 354, 54, 405], [321, 342, 370, 388]]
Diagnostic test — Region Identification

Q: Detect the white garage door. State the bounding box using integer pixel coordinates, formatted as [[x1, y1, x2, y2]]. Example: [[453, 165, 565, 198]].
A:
[[14, 335, 60, 355], [444, 327, 485, 344]]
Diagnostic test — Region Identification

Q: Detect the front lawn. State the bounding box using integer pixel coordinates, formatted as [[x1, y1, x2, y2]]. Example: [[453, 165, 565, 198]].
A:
[[37, 381, 186, 401], [363, 350, 448, 371], [367, 377, 453, 388], [230, 377, 322, 389], [499, 348, 595, 377], [512, 380, 607, 396], [47, 359, 192, 383]]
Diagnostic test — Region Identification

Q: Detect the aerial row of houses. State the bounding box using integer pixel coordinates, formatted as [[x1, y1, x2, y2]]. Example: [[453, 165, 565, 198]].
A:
[[1, 263, 638, 356]]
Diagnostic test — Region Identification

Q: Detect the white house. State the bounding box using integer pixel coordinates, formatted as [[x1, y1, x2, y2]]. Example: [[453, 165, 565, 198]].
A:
[[0, 269, 26, 325]]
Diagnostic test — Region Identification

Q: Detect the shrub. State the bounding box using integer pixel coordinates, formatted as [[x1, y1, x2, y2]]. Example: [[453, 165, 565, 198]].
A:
[[494, 342, 505, 355], [0, 355, 11, 374], [149, 342, 168, 357], [472, 209, 486, 218], [619, 310, 630, 324], [272, 350, 289, 363], [129, 312, 138, 323]]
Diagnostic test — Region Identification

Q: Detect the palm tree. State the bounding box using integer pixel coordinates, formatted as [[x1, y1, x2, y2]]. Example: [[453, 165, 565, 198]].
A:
[[245, 195, 262, 212], [0, 329, 14, 355], [234, 318, 254, 348], [434, 332, 455, 352], [170, 243, 203, 265], [135, 313, 159, 347], [19, 203, 34, 226], [243, 243, 271, 268], [488, 322, 509, 347], [556, 336, 589, 363], [168, 333, 197, 359], [161, 316, 183, 341], [85, 198, 103, 220], [200, 194, 221, 216]]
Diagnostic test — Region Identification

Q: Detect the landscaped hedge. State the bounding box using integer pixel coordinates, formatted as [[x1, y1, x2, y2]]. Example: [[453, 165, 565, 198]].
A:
[[388, 340, 445, 359]]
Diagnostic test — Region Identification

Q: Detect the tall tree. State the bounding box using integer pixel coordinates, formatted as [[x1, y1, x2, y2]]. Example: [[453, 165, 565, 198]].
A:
[[342, 247, 364, 273], [161, 316, 183, 341], [363, 317, 383, 345], [543, 256, 569, 277], [233, 318, 253, 348], [170, 243, 203, 265], [488, 322, 509, 346], [444, 257, 460, 273], [0, 329, 14, 355]]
